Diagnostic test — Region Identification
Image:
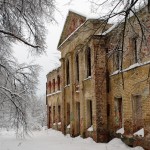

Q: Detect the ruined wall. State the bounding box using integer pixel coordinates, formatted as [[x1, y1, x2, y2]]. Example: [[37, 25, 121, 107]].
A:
[[46, 67, 62, 130], [58, 18, 110, 142], [107, 6, 150, 137]]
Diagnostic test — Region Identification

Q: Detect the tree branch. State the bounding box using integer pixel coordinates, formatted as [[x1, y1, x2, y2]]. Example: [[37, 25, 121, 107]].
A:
[[0, 29, 40, 49]]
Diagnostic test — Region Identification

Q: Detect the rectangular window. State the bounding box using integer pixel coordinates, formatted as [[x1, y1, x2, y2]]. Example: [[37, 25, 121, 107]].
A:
[[76, 102, 80, 134], [58, 105, 61, 122], [86, 48, 91, 77], [114, 46, 122, 71], [115, 97, 123, 128], [48, 106, 51, 128], [132, 95, 142, 127], [66, 60, 70, 85], [53, 106, 55, 123], [87, 100, 93, 128], [67, 103, 70, 125], [131, 37, 138, 63], [53, 79, 55, 92]]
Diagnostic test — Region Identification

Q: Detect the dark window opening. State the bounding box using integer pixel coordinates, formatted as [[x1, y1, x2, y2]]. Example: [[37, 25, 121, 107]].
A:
[[58, 105, 61, 122], [115, 48, 122, 70], [48, 106, 51, 128], [132, 95, 142, 130], [86, 47, 91, 77], [49, 81, 51, 93], [66, 59, 70, 85], [57, 75, 60, 90], [87, 100, 93, 128], [67, 103, 70, 125], [53, 106, 55, 123], [115, 97, 123, 128], [132, 37, 138, 63], [76, 54, 79, 82], [53, 79, 55, 92], [76, 102, 80, 134]]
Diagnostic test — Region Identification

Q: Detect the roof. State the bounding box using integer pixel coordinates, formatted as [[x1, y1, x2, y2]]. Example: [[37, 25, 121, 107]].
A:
[[57, 10, 86, 48]]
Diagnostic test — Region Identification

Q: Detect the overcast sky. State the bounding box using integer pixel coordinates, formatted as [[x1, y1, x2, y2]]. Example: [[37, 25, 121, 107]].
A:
[[12, 0, 106, 96]]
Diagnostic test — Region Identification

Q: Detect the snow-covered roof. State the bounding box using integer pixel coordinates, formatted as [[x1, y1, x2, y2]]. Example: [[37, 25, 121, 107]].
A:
[[58, 10, 103, 49], [46, 64, 61, 76], [100, 22, 119, 35], [98, 2, 148, 36], [69, 9, 101, 20]]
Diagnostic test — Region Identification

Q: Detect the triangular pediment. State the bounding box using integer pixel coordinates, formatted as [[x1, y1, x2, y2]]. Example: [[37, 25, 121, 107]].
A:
[[57, 11, 86, 48]]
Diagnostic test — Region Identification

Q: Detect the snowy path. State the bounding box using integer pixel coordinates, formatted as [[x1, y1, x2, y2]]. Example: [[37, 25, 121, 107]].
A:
[[0, 129, 143, 150]]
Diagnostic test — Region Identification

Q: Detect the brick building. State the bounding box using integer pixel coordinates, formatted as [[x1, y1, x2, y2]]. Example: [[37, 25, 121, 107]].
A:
[[46, 7, 150, 148]]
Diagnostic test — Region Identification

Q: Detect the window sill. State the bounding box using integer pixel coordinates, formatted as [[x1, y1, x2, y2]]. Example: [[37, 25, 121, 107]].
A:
[[87, 125, 93, 131], [110, 61, 150, 76], [46, 90, 61, 97], [64, 84, 70, 88], [84, 76, 91, 81]]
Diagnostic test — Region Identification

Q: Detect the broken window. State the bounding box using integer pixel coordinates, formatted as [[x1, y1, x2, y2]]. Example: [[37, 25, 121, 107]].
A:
[[132, 95, 142, 128], [53, 106, 55, 123], [115, 97, 123, 128], [76, 102, 80, 134], [57, 75, 60, 90], [87, 100, 93, 128], [53, 79, 55, 92], [67, 103, 70, 125], [115, 47, 122, 70], [86, 47, 91, 77], [131, 37, 138, 63], [48, 106, 52, 128], [49, 81, 51, 93], [66, 59, 70, 85], [76, 54, 79, 82], [58, 105, 61, 122]]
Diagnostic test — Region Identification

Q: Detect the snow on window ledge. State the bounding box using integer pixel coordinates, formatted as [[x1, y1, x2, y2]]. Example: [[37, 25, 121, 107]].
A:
[[58, 122, 61, 125], [47, 90, 61, 97], [67, 124, 70, 129], [87, 125, 93, 132], [116, 127, 124, 134], [110, 61, 150, 76], [84, 76, 91, 81], [64, 84, 70, 88], [133, 128, 144, 137]]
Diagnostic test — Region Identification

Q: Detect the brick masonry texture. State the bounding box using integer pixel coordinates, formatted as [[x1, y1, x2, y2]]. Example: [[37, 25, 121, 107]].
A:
[[46, 6, 150, 149]]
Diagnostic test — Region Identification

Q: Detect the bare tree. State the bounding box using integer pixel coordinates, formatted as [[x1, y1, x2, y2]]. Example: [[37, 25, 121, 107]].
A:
[[0, 0, 56, 135], [0, 47, 40, 136], [0, 0, 55, 54]]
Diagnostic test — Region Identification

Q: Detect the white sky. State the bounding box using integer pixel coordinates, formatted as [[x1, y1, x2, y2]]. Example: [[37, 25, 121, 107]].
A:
[[12, 0, 106, 96]]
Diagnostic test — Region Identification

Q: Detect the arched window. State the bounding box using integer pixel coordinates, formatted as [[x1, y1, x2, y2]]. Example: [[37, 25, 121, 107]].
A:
[[57, 75, 60, 90], [76, 54, 79, 82], [86, 47, 91, 77], [53, 79, 55, 92], [66, 59, 70, 85]]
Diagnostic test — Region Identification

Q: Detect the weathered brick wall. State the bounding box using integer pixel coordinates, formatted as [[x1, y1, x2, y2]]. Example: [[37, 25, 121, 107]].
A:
[[46, 67, 62, 130], [91, 36, 108, 142], [59, 18, 109, 140], [107, 6, 150, 137]]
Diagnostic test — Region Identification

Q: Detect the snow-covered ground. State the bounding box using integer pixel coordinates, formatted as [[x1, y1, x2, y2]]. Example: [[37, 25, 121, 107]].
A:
[[0, 129, 144, 150]]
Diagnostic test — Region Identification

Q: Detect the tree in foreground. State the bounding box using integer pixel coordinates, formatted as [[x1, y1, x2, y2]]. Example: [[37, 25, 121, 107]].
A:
[[0, 0, 56, 135], [0, 0, 55, 53]]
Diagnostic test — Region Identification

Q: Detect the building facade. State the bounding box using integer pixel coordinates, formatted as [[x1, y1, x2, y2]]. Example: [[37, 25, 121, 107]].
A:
[[46, 7, 150, 148]]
